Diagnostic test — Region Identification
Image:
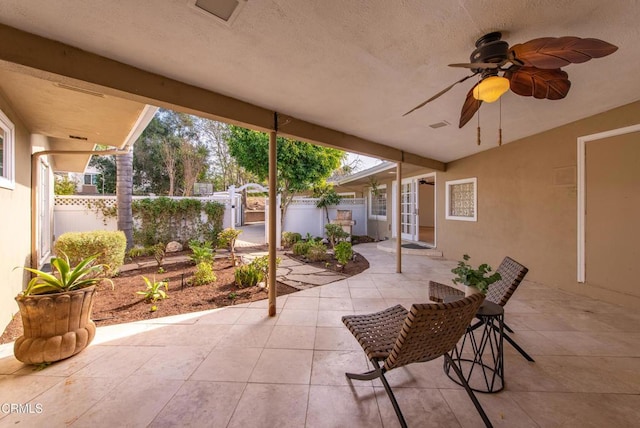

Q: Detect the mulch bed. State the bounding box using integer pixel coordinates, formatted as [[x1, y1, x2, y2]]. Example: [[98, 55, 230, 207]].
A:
[[1, 248, 370, 345]]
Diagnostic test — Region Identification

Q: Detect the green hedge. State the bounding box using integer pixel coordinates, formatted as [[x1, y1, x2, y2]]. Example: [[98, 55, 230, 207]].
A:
[[54, 230, 126, 277], [132, 197, 225, 246]]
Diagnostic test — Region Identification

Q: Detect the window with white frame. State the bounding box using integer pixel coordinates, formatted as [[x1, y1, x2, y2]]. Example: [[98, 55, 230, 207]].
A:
[[445, 177, 477, 221], [368, 184, 387, 220], [0, 109, 15, 189]]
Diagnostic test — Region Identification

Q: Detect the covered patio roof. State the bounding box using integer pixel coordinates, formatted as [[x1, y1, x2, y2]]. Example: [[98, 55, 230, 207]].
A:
[[0, 1, 637, 167]]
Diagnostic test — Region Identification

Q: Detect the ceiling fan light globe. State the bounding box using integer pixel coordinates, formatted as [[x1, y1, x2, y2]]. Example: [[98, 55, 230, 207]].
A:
[[473, 76, 510, 103]]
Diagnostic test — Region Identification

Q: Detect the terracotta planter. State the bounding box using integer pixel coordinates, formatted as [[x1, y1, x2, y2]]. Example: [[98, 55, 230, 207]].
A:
[[14, 286, 97, 364]]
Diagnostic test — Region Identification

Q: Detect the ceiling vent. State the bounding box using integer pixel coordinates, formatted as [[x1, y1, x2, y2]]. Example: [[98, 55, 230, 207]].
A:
[[428, 120, 450, 129], [55, 83, 104, 98], [190, 0, 247, 26]]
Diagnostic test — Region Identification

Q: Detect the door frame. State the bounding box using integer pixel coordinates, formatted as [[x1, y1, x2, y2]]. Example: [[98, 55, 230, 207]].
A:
[[392, 172, 437, 245], [577, 123, 640, 282]]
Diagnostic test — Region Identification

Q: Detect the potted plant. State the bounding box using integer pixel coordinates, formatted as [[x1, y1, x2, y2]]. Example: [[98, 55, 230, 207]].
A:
[[451, 254, 501, 296], [13, 253, 112, 365]]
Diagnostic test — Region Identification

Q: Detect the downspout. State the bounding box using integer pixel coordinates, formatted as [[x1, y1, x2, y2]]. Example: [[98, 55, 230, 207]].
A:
[[30, 148, 128, 269]]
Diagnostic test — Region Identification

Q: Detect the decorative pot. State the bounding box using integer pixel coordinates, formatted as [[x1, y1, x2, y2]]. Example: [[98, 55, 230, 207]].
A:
[[14, 286, 97, 364], [465, 285, 481, 297]]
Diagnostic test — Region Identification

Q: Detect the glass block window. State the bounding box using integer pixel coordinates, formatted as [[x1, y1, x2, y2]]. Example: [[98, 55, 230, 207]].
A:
[[368, 185, 387, 220], [445, 178, 477, 221], [0, 109, 15, 190]]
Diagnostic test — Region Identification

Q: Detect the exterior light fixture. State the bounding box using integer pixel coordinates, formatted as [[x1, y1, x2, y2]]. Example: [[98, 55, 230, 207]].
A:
[[472, 76, 510, 103]]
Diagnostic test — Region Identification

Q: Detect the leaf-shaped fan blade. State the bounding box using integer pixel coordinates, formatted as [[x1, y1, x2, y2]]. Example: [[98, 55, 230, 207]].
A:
[[505, 67, 571, 100], [449, 62, 500, 69], [459, 84, 482, 128], [510, 37, 618, 69], [403, 74, 477, 116]]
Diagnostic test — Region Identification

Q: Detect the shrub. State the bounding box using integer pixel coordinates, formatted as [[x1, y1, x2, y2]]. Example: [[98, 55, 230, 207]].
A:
[[325, 223, 349, 248], [54, 230, 126, 277], [192, 262, 217, 286], [292, 241, 311, 256], [307, 243, 328, 262], [234, 255, 281, 288], [153, 242, 166, 268], [218, 228, 242, 261], [234, 264, 262, 288], [136, 276, 168, 302], [334, 241, 353, 266], [127, 246, 147, 258], [282, 231, 302, 248], [188, 240, 215, 265]]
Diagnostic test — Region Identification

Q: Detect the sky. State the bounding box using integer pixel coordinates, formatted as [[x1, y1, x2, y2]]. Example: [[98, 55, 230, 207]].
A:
[[346, 152, 382, 173]]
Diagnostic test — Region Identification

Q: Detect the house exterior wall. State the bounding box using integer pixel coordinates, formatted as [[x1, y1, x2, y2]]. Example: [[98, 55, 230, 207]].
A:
[[437, 101, 640, 309], [0, 92, 34, 329]]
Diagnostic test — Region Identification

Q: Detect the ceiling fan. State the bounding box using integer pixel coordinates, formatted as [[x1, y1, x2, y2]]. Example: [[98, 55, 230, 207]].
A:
[[403, 32, 618, 128]]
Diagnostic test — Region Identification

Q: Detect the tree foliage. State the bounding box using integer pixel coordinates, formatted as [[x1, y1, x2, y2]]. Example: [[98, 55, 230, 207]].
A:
[[133, 109, 209, 196], [227, 126, 344, 221]]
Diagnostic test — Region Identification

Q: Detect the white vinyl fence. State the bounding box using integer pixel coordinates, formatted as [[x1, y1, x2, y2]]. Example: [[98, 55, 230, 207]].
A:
[[281, 197, 367, 238], [54, 195, 240, 240], [54, 195, 368, 244]]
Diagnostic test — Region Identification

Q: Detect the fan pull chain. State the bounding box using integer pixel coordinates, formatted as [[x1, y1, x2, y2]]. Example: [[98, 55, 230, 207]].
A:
[[477, 99, 481, 145], [498, 97, 503, 146]]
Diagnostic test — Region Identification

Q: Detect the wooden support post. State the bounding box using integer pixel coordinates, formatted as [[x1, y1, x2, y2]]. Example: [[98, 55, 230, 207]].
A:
[[268, 118, 278, 316], [396, 162, 402, 273]]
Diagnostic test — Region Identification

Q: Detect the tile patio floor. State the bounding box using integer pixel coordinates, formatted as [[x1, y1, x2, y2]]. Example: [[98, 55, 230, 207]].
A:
[[1, 243, 639, 427]]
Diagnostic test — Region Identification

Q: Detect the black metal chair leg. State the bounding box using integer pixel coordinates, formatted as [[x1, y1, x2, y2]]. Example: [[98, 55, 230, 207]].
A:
[[376, 363, 408, 428], [346, 362, 408, 428], [503, 322, 515, 334], [345, 369, 380, 381], [445, 354, 493, 428]]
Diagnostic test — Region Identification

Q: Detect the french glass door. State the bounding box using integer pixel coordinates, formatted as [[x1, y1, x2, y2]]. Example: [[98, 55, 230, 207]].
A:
[[400, 180, 418, 241]]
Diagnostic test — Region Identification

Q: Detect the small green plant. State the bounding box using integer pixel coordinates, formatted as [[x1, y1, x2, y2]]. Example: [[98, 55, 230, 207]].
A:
[[153, 242, 166, 268], [234, 255, 281, 288], [192, 262, 217, 286], [292, 241, 311, 256], [307, 243, 328, 262], [150, 305, 158, 312], [228, 292, 237, 300], [19, 253, 112, 296], [218, 228, 243, 262], [451, 254, 502, 295], [136, 276, 168, 302], [282, 231, 302, 248], [127, 246, 147, 258], [325, 223, 350, 248], [334, 241, 353, 266], [235, 264, 262, 288], [188, 239, 215, 265], [157, 267, 165, 274]]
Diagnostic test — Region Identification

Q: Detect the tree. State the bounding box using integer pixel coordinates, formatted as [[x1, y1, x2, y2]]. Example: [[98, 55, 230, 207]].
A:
[[180, 139, 208, 196], [133, 109, 209, 196], [227, 126, 344, 222], [313, 183, 342, 223], [116, 151, 134, 250], [89, 150, 116, 194], [54, 174, 77, 195]]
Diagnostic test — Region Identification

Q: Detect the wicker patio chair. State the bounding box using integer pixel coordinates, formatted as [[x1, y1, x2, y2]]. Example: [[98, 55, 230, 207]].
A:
[[428, 256, 534, 361], [342, 294, 492, 428]]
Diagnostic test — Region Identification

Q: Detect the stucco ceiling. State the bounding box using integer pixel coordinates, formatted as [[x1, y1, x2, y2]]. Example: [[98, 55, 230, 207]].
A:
[[0, 0, 638, 164]]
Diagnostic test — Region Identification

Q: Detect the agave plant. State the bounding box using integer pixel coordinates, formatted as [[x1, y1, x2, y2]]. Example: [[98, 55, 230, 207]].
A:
[[20, 253, 112, 296]]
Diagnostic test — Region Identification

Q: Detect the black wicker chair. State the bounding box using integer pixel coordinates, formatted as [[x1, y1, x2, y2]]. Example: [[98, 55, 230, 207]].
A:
[[342, 294, 492, 428], [429, 256, 534, 361]]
